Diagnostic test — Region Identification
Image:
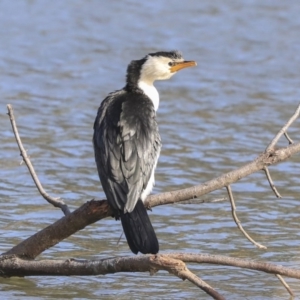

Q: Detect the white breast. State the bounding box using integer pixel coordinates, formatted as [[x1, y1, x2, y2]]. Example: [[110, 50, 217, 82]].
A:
[[140, 148, 160, 201], [138, 80, 160, 111]]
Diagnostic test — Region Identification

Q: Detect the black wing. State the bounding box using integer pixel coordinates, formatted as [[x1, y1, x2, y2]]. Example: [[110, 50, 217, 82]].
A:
[[93, 90, 161, 214]]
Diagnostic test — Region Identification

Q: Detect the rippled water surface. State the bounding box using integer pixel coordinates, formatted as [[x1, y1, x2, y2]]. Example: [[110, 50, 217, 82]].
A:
[[1, 1, 300, 299]]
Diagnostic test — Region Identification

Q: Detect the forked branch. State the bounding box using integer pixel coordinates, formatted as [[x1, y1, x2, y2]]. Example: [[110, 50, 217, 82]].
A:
[[148, 104, 300, 207], [1, 253, 300, 298], [4, 103, 300, 299], [0, 254, 225, 300], [4, 104, 300, 260], [266, 103, 300, 152]]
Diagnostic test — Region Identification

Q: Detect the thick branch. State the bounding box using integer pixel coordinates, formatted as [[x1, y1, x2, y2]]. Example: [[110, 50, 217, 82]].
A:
[[1, 253, 300, 297], [0, 254, 225, 299], [3, 253, 298, 298]]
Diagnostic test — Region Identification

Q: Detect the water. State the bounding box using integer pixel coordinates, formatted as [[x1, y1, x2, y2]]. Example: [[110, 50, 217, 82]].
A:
[[1, 0, 300, 299]]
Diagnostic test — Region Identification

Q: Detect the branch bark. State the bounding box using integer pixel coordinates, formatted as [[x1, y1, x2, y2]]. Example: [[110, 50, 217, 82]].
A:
[[3, 103, 300, 299], [5, 104, 300, 260], [2, 253, 300, 298], [4, 143, 300, 259], [0, 254, 225, 300]]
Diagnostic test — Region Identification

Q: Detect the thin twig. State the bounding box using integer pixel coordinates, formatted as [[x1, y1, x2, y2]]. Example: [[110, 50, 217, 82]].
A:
[[284, 131, 294, 145], [7, 104, 70, 216], [263, 167, 282, 198], [266, 103, 300, 152], [226, 185, 267, 250], [116, 232, 124, 247], [276, 274, 295, 297]]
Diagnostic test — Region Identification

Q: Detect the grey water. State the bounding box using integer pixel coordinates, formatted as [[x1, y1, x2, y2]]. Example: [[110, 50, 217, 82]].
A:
[[1, 0, 300, 299]]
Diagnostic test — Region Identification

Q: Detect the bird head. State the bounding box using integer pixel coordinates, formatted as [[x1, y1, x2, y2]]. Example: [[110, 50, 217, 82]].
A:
[[139, 51, 197, 83], [126, 51, 196, 87]]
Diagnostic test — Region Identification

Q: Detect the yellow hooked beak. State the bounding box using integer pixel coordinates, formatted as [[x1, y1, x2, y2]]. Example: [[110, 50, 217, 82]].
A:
[[170, 60, 197, 73]]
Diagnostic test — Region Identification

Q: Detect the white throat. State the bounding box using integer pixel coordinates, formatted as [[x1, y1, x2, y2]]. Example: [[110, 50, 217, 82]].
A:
[[138, 80, 159, 111]]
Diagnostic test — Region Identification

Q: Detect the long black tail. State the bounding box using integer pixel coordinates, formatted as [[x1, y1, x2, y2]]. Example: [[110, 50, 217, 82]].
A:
[[120, 199, 159, 254]]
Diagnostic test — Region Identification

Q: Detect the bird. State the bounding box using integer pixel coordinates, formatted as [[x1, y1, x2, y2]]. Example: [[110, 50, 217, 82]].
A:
[[93, 51, 196, 255]]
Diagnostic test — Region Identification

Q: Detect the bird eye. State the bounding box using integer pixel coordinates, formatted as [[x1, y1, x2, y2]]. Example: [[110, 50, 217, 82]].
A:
[[168, 62, 174, 66]]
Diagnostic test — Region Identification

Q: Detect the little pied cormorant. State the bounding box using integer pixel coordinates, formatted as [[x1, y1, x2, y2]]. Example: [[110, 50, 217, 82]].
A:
[[93, 51, 196, 255]]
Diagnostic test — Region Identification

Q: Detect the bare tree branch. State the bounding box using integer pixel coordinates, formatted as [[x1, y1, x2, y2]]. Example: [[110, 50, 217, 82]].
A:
[[7, 104, 70, 216], [168, 253, 300, 279], [148, 103, 300, 208], [266, 103, 300, 152], [227, 180, 291, 293], [0, 254, 225, 299], [7, 103, 300, 215], [284, 131, 294, 145], [4, 104, 300, 298], [3, 144, 300, 259], [146, 142, 300, 208], [149, 255, 225, 300], [1, 253, 300, 298], [4, 104, 300, 262], [226, 185, 267, 249], [8, 101, 299, 217], [276, 274, 295, 297], [263, 166, 282, 198]]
